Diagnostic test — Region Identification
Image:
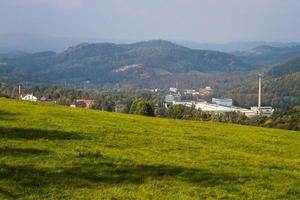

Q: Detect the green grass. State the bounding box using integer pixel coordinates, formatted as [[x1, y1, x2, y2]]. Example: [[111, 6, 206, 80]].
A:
[[0, 98, 299, 199]]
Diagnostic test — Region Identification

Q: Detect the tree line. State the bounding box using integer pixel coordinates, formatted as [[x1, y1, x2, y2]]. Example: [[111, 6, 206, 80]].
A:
[[0, 84, 299, 131], [166, 104, 299, 131]]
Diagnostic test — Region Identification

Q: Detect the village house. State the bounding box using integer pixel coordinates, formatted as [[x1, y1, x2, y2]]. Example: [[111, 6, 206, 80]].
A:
[[71, 99, 95, 108], [19, 93, 38, 102], [40, 97, 57, 104]]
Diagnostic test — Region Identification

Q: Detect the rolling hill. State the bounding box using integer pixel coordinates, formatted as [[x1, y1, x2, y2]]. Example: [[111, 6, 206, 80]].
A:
[[267, 54, 300, 77], [225, 71, 300, 109], [0, 98, 299, 199], [176, 40, 300, 52], [222, 54, 300, 109], [233, 45, 300, 67], [0, 40, 248, 85]]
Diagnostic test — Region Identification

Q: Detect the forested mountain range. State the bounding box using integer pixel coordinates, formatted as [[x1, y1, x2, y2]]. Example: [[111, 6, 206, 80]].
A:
[[2, 33, 299, 53], [0, 39, 299, 109], [267, 54, 300, 77], [0, 40, 248, 85], [175, 41, 300, 52], [232, 45, 300, 67], [225, 55, 300, 108]]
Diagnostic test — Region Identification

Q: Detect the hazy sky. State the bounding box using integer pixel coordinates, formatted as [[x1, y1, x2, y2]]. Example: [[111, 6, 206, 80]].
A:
[[1, 0, 300, 43]]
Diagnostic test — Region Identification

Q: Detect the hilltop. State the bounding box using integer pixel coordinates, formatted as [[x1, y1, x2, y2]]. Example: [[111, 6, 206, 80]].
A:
[[233, 45, 300, 67], [0, 40, 248, 85], [267, 54, 300, 77], [0, 98, 299, 199], [223, 53, 300, 108]]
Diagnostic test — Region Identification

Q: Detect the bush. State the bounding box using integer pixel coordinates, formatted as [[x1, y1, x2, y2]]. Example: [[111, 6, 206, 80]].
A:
[[130, 99, 154, 117], [168, 105, 190, 119]]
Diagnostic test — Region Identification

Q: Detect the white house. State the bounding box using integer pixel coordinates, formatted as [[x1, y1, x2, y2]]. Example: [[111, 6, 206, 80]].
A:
[[20, 93, 37, 102], [169, 87, 178, 93]]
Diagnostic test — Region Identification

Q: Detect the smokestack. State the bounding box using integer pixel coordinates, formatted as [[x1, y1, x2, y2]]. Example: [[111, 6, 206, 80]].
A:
[[18, 85, 21, 97], [258, 74, 262, 108]]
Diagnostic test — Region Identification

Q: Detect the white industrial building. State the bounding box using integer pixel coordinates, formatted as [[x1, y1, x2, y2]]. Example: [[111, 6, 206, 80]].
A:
[[212, 98, 233, 107], [169, 87, 178, 93], [165, 94, 182, 104], [169, 100, 257, 117], [173, 101, 197, 107], [164, 74, 274, 118], [196, 102, 257, 117], [250, 74, 274, 117], [251, 106, 274, 117], [184, 89, 195, 95]]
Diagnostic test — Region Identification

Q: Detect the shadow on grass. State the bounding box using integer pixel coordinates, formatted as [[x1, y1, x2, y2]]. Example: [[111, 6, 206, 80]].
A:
[[0, 110, 20, 121], [0, 127, 85, 140], [0, 147, 51, 157], [0, 187, 18, 199], [0, 154, 254, 198], [65, 155, 249, 187]]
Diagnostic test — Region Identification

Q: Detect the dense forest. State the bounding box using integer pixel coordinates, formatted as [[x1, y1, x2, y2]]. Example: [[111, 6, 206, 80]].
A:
[[233, 45, 300, 67], [225, 72, 300, 109], [268, 54, 300, 77], [225, 53, 300, 109]]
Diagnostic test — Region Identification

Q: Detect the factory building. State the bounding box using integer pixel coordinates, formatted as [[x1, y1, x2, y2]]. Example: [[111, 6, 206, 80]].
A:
[[169, 87, 178, 93], [165, 94, 182, 104], [164, 74, 274, 118], [250, 106, 274, 117], [212, 98, 233, 107], [250, 74, 274, 117]]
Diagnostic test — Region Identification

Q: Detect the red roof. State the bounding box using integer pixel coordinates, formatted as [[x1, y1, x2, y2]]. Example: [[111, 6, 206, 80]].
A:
[[75, 99, 95, 107], [19, 93, 29, 98], [76, 99, 95, 103]]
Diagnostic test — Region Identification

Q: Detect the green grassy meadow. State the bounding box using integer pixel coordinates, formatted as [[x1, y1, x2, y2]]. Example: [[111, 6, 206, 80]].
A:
[[0, 98, 299, 199]]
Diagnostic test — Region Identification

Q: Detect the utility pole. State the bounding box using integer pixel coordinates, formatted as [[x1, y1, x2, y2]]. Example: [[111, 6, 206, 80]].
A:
[[258, 74, 262, 108]]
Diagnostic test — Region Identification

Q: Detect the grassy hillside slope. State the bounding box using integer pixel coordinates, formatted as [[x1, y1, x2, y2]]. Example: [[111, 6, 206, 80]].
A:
[[0, 98, 299, 199]]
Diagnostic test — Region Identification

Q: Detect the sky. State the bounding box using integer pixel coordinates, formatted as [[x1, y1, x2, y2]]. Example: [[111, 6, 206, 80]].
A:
[[1, 0, 300, 43]]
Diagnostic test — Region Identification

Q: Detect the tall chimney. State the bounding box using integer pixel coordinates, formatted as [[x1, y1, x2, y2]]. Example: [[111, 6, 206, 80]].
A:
[[258, 74, 262, 108], [18, 85, 21, 97]]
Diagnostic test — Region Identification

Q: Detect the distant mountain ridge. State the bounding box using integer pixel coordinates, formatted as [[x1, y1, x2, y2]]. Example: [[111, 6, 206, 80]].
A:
[[267, 54, 300, 77], [0, 40, 248, 85], [233, 45, 300, 67], [174, 40, 300, 52], [1, 33, 299, 53]]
